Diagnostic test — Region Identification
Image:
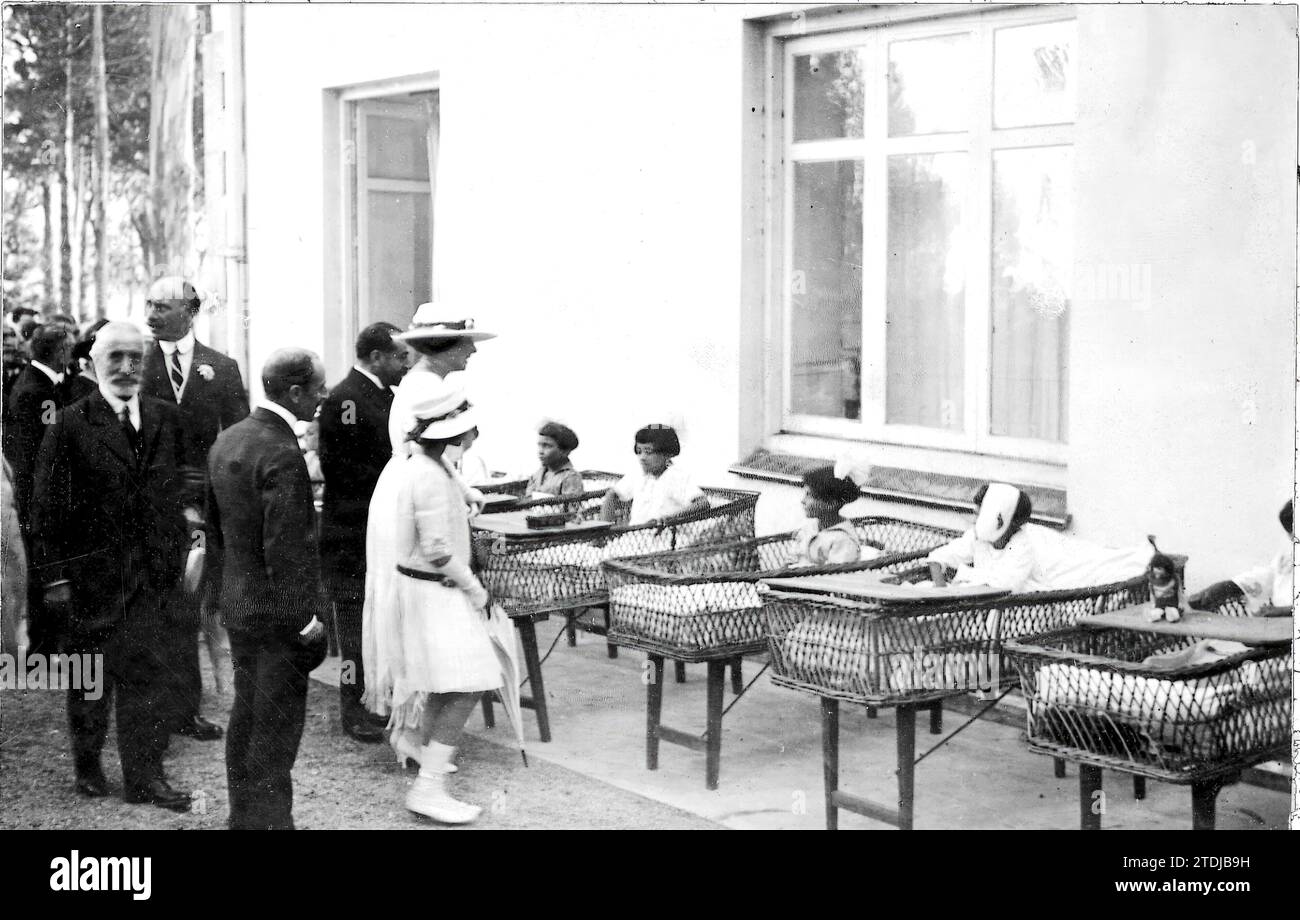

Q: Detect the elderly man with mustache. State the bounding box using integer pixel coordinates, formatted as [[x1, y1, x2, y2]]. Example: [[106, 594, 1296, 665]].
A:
[[30, 321, 193, 810]]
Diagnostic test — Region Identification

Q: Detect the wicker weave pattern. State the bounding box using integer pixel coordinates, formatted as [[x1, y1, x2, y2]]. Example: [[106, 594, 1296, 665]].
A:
[[476, 471, 622, 517], [762, 569, 1161, 706], [474, 487, 759, 616], [603, 517, 962, 658], [1006, 624, 1292, 778]]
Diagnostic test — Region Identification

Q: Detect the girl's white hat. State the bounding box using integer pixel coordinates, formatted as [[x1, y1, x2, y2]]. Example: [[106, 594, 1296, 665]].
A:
[[397, 302, 498, 343], [409, 387, 478, 441]]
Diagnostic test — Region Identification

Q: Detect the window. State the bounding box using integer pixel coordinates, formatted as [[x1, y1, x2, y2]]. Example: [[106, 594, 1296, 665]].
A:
[[346, 92, 439, 332], [771, 11, 1075, 462]]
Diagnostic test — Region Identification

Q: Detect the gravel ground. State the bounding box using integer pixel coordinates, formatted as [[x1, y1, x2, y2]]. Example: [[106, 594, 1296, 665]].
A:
[[0, 677, 721, 830]]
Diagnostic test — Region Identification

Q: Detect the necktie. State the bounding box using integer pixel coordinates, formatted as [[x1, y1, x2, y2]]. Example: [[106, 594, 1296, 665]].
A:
[[169, 348, 185, 396], [119, 407, 140, 460]]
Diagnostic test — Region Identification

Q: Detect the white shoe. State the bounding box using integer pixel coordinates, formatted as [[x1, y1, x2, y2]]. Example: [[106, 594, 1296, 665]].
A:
[[405, 774, 481, 825], [392, 732, 458, 773]]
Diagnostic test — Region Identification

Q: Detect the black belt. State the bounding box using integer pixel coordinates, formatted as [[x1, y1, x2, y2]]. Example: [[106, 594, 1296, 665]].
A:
[[396, 564, 452, 584]]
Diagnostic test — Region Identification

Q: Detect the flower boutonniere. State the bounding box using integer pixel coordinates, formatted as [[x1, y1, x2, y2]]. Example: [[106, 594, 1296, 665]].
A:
[[196, 364, 215, 382]]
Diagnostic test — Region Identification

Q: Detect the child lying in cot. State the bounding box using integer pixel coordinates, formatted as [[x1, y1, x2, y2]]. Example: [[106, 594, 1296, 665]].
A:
[[526, 421, 584, 498], [925, 483, 1151, 595], [1189, 499, 1293, 616], [791, 463, 880, 566], [600, 424, 709, 527]]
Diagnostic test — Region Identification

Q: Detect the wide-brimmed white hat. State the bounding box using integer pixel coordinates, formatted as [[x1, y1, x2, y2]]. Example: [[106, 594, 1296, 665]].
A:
[[409, 387, 478, 441], [397, 302, 497, 343]]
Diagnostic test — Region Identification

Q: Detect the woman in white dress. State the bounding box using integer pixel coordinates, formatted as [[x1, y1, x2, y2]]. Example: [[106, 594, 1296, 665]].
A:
[[385, 388, 500, 823], [360, 305, 496, 771]]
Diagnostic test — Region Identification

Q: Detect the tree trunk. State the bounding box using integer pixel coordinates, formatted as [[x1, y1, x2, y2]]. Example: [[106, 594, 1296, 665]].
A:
[[147, 5, 197, 276], [60, 12, 75, 309], [78, 146, 93, 320], [93, 5, 109, 319], [40, 176, 54, 312]]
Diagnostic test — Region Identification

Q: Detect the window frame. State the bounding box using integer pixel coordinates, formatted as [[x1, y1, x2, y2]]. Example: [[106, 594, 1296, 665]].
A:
[[327, 72, 439, 375], [764, 5, 1076, 467]]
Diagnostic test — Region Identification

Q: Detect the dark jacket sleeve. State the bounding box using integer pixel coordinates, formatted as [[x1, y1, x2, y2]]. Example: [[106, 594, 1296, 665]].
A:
[[260, 442, 327, 629], [28, 411, 71, 584], [219, 358, 250, 430], [10, 384, 55, 517]]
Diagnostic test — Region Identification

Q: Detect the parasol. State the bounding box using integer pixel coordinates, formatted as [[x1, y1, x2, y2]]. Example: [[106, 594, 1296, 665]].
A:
[[484, 602, 528, 766]]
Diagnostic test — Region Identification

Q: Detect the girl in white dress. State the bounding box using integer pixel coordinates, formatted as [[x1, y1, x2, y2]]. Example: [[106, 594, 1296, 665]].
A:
[[386, 390, 500, 824], [791, 466, 867, 566]]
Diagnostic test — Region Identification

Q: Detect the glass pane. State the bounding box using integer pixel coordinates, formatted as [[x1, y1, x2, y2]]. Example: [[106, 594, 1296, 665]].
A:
[[994, 20, 1076, 128], [793, 49, 865, 141], [789, 160, 863, 420], [888, 34, 972, 136], [990, 146, 1072, 443], [366, 191, 432, 329], [885, 153, 966, 431], [365, 114, 431, 181]]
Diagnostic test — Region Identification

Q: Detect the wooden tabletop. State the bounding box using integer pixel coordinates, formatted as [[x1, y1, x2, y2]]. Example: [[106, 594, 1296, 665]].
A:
[[760, 571, 1011, 604], [472, 511, 614, 538], [1081, 606, 1294, 647]]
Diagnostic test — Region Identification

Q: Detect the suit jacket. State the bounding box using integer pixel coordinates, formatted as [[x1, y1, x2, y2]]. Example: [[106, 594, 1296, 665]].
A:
[[29, 391, 188, 638], [6, 365, 66, 524], [142, 339, 249, 506], [318, 368, 393, 578], [205, 408, 328, 635]]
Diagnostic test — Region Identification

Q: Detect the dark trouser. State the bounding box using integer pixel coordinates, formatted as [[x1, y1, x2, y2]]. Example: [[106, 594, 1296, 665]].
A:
[[328, 574, 368, 724], [226, 626, 327, 830], [64, 594, 173, 792], [165, 589, 204, 728]]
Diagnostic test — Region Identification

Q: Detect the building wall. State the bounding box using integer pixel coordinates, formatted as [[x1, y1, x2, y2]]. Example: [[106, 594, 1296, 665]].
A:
[[241, 4, 1295, 586]]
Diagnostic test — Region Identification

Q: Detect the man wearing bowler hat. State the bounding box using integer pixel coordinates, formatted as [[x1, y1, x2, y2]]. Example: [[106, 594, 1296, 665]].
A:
[[142, 276, 249, 742]]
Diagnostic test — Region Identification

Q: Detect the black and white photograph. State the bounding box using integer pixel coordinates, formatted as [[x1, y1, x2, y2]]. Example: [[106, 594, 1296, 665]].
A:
[[0, 0, 1296, 851]]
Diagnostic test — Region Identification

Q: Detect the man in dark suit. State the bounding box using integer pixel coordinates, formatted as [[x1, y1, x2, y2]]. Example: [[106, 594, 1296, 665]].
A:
[[2, 325, 28, 493], [318, 322, 410, 742], [30, 322, 192, 810], [142, 276, 248, 742], [6, 323, 74, 528], [205, 348, 330, 830]]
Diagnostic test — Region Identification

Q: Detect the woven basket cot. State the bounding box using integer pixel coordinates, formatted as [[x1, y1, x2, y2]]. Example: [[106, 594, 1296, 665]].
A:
[[476, 470, 622, 517], [763, 570, 1161, 706], [1005, 623, 1291, 778], [473, 487, 759, 616], [603, 517, 962, 659]]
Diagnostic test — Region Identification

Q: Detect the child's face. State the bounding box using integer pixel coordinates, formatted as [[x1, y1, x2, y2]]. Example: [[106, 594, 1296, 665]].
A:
[[537, 435, 566, 469], [801, 488, 834, 520], [635, 442, 670, 476]]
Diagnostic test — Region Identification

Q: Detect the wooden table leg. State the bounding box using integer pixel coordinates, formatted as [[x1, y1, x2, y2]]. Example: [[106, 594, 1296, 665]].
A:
[[674, 661, 687, 684], [821, 697, 839, 831], [516, 617, 551, 743], [646, 655, 664, 771], [1132, 776, 1146, 801], [896, 705, 916, 831], [730, 657, 744, 695], [928, 700, 943, 735], [481, 693, 495, 729], [1079, 764, 1103, 830], [1054, 757, 1067, 779], [564, 611, 577, 647], [1191, 780, 1220, 830], [705, 660, 726, 790], [603, 604, 618, 658]]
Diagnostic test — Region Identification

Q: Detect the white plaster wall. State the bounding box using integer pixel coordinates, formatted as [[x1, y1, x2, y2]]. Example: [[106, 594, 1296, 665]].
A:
[[242, 4, 1296, 586]]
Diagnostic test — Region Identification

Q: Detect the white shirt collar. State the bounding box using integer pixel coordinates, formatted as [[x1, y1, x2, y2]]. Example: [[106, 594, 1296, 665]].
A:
[[30, 360, 64, 385], [158, 330, 195, 355], [98, 384, 141, 430], [354, 364, 385, 391], [257, 399, 300, 432]]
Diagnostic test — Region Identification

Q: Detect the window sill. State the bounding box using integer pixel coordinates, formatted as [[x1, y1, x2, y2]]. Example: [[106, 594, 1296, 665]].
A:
[[731, 439, 1070, 529]]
